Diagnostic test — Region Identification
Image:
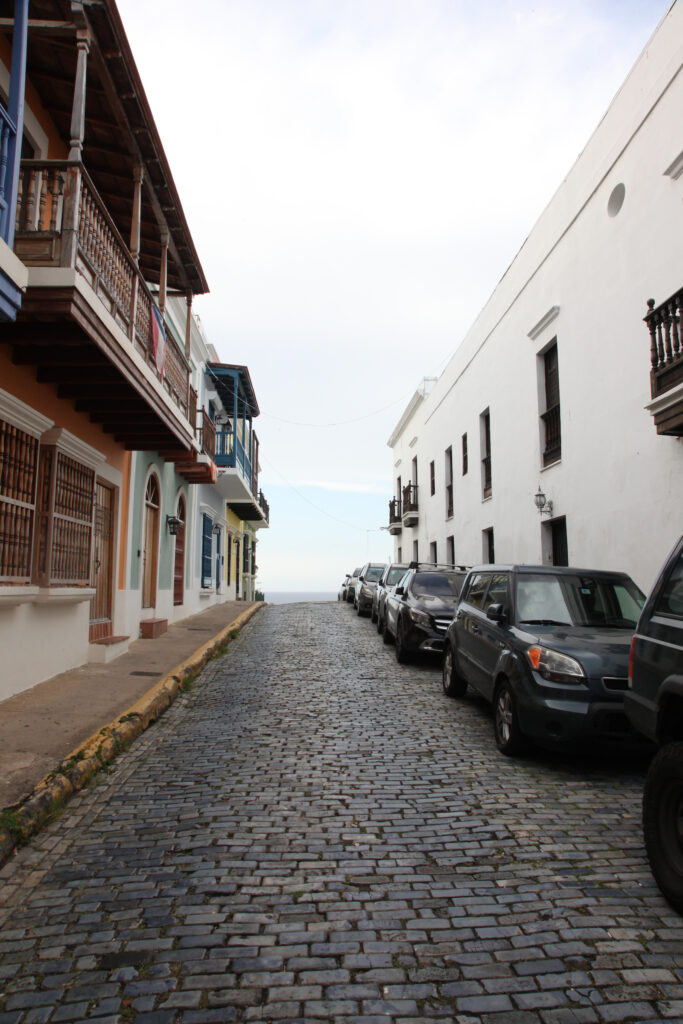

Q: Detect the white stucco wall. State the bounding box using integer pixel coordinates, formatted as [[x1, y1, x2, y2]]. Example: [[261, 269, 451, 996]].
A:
[[388, 3, 683, 594]]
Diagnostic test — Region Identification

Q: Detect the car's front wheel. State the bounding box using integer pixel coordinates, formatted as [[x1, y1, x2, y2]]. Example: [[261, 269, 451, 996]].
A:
[[442, 644, 467, 697], [377, 610, 384, 634], [371, 604, 377, 623], [643, 741, 683, 914], [382, 617, 393, 645], [493, 679, 527, 756], [395, 619, 410, 664]]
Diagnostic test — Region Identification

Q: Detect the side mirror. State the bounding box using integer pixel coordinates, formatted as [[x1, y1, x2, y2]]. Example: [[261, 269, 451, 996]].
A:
[[395, 586, 405, 596], [487, 603, 506, 623]]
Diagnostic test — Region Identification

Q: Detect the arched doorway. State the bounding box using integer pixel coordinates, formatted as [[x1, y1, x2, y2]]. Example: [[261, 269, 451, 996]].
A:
[[173, 494, 186, 606], [142, 474, 160, 608]]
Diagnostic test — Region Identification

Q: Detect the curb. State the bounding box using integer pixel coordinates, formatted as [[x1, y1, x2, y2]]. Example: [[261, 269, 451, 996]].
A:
[[0, 602, 263, 868]]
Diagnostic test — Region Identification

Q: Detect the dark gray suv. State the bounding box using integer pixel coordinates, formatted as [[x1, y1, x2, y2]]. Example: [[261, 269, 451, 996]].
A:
[[442, 564, 646, 756], [624, 536, 683, 912]]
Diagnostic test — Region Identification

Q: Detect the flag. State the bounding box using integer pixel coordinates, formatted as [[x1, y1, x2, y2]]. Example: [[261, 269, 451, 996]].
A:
[[151, 304, 167, 380]]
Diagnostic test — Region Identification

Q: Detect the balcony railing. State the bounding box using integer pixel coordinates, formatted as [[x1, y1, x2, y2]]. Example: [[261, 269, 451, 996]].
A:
[[446, 483, 453, 518], [389, 498, 402, 524], [197, 409, 216, 458], [258, 490, 269, 524], [14, 159, 190, 418], [402, 483, 418, 514], [0, 105, 18, 242], [646, 290, 683, 398], [215, 429, 252, 483], [482, 455, 492, 498], [541, 403, 562, 466]]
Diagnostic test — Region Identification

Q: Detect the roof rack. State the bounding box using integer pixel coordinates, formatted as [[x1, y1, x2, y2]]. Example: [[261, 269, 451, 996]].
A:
[[408, 561, 469, 571]]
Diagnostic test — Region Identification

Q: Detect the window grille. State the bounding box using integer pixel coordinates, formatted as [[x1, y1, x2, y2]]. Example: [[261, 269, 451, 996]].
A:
[[0, 419, 39, 581], [34, 448, 95, 585]]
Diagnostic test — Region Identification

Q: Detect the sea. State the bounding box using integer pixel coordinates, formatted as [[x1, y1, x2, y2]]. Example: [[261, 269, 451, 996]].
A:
[[265, 592, 337, 604]]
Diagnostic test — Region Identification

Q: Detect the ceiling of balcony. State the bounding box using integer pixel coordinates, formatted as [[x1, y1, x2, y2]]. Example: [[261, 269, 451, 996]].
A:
[[0, 0, 208, 297]]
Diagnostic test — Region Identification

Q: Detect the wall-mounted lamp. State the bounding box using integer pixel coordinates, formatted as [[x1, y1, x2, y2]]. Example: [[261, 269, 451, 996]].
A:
[[534, 486, 553, 517], [166, 515, 182, 536], [212, 521, 221, 534]]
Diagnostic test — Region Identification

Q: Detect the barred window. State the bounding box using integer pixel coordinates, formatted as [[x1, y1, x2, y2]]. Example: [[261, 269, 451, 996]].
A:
[[34, 447, 95, 585], [0, 419, 40, 582]]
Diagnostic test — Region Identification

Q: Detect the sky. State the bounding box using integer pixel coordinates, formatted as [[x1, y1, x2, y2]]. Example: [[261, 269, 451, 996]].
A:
[[115, 0, 672, 594]]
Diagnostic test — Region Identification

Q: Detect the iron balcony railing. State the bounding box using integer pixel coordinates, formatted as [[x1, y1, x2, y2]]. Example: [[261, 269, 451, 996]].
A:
[[389, 497, 402, 525], [402, 483, 418, 514]]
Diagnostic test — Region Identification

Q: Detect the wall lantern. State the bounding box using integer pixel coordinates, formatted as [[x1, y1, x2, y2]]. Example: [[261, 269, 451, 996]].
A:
[[166, 515, 182, 536], [534, 486, 553, 517], [212, 521, 222, 534]]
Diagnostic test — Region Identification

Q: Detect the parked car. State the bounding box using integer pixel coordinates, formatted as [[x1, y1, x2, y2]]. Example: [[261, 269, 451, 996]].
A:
[[345, 567, 361, 604], [374, 562, 409, 630], [338, 574, 352, 602], [442, 564, 646, 756], [624, 536, 683, 912], [355, 562, 387, 615], [384, 565, 468, 663]]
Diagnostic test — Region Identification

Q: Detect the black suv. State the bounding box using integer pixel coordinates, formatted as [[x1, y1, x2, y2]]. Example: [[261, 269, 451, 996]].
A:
[[383, 565, 468, 663], [624, 536, 683, 912], [442, 564, 645, 755]]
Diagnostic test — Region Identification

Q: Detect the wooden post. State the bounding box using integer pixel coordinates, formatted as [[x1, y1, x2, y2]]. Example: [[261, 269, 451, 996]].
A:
[[68, 29, 90, 162], [159, 231, 169, 313], [130, 165, 143, 265], [185, 292, 193, 359]]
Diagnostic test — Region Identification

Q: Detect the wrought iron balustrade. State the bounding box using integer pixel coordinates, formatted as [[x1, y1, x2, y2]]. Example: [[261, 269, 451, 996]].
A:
[[402, 483, 418, 514], [389, 497, 402, 525]]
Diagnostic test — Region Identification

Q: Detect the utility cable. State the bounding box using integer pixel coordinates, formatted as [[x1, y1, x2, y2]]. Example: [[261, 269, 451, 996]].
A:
[[260, 455, 372, 532]]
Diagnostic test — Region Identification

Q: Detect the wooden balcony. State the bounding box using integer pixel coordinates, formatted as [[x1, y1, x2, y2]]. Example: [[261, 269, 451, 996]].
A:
[[646, 291, 683, 436], [388, 497, 402, 535], [4, 160, 194, 454], [402, 484, 419, 527]]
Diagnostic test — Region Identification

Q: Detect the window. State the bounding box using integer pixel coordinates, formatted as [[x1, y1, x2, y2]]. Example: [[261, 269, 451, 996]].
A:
[[429, 460, 435, 496], [446, 535, 455, 566], [654, 551, 683, 619], [429, 541, 437, 564], [480, 410, 491, 498], [464, 572, 489, 608], [541, 341, 561, 465], [485, 573, 509, 610], [412, 539, 418, 562], [445, 446, 453, 517], [397, 546, 402, 562], [462, 433, 468, 475], [483, 526, 494, 563], [201, 514, 213, 588], [0, 418, 39, 582], [34, 446, 95, 586]]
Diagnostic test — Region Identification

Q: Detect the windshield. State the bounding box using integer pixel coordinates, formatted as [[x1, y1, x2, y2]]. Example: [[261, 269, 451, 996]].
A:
[[412, 572, 465, 599], [387, 566, 407, 585], [366, 566, 384, 582], [515, 573, 645, 628]]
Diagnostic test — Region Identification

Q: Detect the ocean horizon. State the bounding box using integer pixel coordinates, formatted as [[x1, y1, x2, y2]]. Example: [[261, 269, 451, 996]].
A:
[[265, 591, 337, 604]]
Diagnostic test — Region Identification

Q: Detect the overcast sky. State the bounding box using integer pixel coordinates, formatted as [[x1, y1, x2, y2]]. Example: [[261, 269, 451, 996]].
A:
[[116, 0, 671, 594]]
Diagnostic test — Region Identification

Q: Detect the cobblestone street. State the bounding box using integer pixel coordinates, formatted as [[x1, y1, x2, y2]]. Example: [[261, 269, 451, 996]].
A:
[[1, 602, 682, 1024]]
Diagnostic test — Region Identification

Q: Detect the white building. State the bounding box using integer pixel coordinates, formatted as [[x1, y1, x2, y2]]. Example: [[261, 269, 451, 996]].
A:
[[387, 1, 683, 595]]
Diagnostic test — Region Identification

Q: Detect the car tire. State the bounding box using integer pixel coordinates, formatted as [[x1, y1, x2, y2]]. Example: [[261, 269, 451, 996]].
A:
[[377, 612, 384, 635], [493, 679, 527, 757], [442, 644, 467, 698], [395, 619, 410, 664], [382, 619, 393, 645], [371, 605, 377, 623], [643, 741, 683, 914]]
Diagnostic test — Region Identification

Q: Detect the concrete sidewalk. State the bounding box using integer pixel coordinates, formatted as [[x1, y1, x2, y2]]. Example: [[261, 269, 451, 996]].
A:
[[0, 600, 262, 829]]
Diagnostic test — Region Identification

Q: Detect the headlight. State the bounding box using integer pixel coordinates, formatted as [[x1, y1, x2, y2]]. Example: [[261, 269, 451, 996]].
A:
[[409, 608, 431, 626], [526, 645, 585, 684]]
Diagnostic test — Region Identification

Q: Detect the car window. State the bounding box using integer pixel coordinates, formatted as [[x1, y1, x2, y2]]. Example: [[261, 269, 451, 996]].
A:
[[516, 573, 644, 627], [412, 572, 464, 599], [366, 566, 384, 582], [484, 572, 509, 610], [387, 566, 407, 585], [654, 551, 683, 619], [464, 572, 489, 608]]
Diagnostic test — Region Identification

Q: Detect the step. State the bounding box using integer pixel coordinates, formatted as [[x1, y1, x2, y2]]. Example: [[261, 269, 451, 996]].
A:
[[140, 618, 168, 639], [88, 635, 131, 664]]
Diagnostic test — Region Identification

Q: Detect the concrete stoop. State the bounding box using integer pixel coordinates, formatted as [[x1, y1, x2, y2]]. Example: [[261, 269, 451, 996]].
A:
[[0, 602, 263, 868], [88, 635, 131, 664]]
